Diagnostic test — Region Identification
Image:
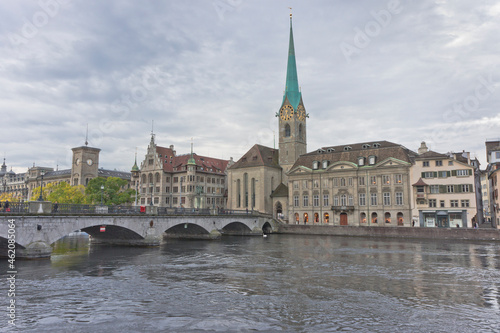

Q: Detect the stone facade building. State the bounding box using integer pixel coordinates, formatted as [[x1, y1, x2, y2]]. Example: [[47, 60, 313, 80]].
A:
[[134, 135, 231, 209], [26, 144, 131, 200], [485, 139, 500, 228], [410, 142, 477, 228], [0, 159, 29, 200], [288, 141, 414, 226]]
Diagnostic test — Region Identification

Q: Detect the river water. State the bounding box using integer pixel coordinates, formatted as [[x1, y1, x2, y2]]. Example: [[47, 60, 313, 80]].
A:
[[1, 234, 499, 332]]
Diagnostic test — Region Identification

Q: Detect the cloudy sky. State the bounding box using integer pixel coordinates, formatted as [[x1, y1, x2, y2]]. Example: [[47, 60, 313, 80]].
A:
[[1, 0, 499, 173]]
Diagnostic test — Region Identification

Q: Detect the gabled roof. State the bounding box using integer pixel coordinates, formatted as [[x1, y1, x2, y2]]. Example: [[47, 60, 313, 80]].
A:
[[230, 144, 281, 170], [416, 150, 449, 159], [291, 141, 416, 170], [271, 183, 288, 198]]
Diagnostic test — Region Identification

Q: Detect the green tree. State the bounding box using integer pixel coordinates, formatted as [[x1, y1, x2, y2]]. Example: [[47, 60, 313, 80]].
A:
[[85, 177, 135, 205], [31, 182, 86, 203]]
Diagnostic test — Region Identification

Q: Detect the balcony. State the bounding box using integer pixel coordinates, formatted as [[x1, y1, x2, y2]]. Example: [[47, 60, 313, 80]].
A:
[[331, 205, 355, 212]]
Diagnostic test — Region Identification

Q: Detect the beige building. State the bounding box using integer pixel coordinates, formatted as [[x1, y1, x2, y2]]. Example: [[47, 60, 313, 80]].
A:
[[227, 144, 283, 216], [0, 159, 29, 201], [485, 139, 500, 228], [288, 141, 414, 226], [410, 142, 476, 228], [134, 135, 230, 209], [26, 144, 131, 201]]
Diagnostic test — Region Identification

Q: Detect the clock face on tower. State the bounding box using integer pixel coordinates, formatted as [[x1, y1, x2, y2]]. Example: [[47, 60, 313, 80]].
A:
[[297, 105, 306, 121], [75, 158, 80, 165], [280, 105, 294, 121], [86, 159, 93, 166]]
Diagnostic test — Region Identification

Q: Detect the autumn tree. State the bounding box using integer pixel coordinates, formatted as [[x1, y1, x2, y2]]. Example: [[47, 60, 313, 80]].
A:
[[0, 193, 19, 203], [85, 177, 135, 205], [31, 182, 86, 203]]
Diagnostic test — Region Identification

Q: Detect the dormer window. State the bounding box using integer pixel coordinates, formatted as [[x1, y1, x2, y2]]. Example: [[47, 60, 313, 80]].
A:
[[372, 143, 381, 148], [344, 146, 352, 151], [362, 144, 370, 149], [368, 155, 376, 165], [327, 148, 335, 153], [358, 157, 365, 166], [322, 160, 329, 169], [317, 149, 325, 154], [312, 161, 319, 170]]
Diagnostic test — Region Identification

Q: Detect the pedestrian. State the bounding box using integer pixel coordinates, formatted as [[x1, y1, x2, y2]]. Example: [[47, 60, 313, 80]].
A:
[[4, 200, 9, 212], [246, 208, 248, 215], [53, 201, 58, 213]]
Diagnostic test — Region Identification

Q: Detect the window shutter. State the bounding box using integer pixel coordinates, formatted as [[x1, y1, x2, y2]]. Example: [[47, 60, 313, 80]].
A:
[[451, 170, 457, 176], [455, 185, 462, 193], [447, 171, 451, 177], [439, 185, 446, 193], [421, 172, 425, 178], [468, 169, 473, 176], [433, 172, 438, 178]]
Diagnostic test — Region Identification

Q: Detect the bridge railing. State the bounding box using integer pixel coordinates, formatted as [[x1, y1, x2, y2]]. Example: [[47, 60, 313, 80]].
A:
[[0, 202, 265, 217]]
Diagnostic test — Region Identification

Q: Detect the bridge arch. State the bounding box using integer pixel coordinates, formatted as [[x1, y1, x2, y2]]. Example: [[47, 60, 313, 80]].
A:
[[164, 223, 210, 237], [222, 222, 252, 235]]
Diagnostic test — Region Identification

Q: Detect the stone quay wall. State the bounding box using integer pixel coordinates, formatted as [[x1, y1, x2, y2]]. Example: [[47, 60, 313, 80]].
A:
[[277, 224, 500, 241]]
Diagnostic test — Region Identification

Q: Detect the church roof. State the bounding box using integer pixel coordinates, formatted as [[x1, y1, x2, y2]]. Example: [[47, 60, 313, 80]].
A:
[[271, 183, 288, 198], [282, 16, 302, 110], [291, 141, 416, 170], [230, 144, 281, 170]]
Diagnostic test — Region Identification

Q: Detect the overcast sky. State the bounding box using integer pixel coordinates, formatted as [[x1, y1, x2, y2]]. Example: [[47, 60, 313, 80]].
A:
[[1, 0, 499, 173]]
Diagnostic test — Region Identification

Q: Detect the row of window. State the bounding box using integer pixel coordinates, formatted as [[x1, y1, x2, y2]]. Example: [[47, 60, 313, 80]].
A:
[[293, 192, 405, 207], [292, 174, 404, 190], [421, 169, 472, 178], [141, 174, 225, 185], [294, 210, 403, 224], [422, 160, 455, 167], [311, 156, 378, 170], [428, 199, 470, 208], [142, 185, 223, 195], [417, 184, 472, 194]]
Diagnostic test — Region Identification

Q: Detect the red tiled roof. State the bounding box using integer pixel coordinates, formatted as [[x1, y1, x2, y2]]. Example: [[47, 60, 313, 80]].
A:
[[156, 146, 229, 174], [412, 177, 428, 187]]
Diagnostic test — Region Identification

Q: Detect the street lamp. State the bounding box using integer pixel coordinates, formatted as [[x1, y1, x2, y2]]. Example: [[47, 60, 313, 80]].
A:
[[100, 185, 104, 205], [150, 183, 154, 206], [37, 170, 45, 201]]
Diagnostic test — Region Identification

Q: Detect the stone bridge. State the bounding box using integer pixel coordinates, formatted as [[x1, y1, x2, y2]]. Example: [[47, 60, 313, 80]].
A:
[[0, 214, 277, 259]]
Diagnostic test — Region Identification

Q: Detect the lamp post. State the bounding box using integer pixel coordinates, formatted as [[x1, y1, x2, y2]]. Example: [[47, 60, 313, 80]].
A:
[[100, 185, 104, 206], [37, 170, 45, 201], [150, 183, 154, 206]]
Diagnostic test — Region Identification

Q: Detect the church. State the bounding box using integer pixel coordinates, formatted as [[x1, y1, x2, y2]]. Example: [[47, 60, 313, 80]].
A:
[[227, 14, 417, 226]]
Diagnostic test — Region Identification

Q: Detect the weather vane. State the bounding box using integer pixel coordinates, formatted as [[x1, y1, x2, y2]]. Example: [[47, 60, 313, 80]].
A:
[[289, 7, 292, 18]]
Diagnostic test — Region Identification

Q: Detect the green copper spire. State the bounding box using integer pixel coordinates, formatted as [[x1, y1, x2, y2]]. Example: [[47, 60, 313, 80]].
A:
[[131, 152, 139, 172], [283, 15, 301, 110]]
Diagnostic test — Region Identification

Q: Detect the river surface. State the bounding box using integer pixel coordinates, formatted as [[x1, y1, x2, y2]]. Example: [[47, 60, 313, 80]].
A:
[[1, 234, 500, 332]]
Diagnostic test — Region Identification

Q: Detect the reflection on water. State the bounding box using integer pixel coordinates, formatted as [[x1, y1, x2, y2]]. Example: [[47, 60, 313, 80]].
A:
[[0, 234, 499, 332]]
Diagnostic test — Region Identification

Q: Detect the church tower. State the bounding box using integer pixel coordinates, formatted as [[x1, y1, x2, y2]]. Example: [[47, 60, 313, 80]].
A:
[[278, 13, 307, 174]]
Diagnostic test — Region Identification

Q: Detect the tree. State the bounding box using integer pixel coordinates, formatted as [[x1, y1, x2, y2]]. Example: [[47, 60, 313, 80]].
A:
[[31, 182, 86, 203], [85, 177, 135, 205], [0, 193, 19, 203]]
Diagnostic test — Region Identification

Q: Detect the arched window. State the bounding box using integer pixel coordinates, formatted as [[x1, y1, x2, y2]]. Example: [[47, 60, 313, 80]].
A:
[[371, 212, 378, 223], [360, 212, 367, 223], [397, 212, 404, 226], [285, 124, 291, 137], [314, 213, 319, 223], [324, 213, 330, 223], [142, 174, 147, 184], [298, 124, 303, 139], [243, 173, 248, 207], [385, 212, 391, 223], [303, 213, 309, 223], [155, 172, 161, 183], [295, 213, 299, 223], [148, 173, 153, 184], [341, 194, 347, 206]]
